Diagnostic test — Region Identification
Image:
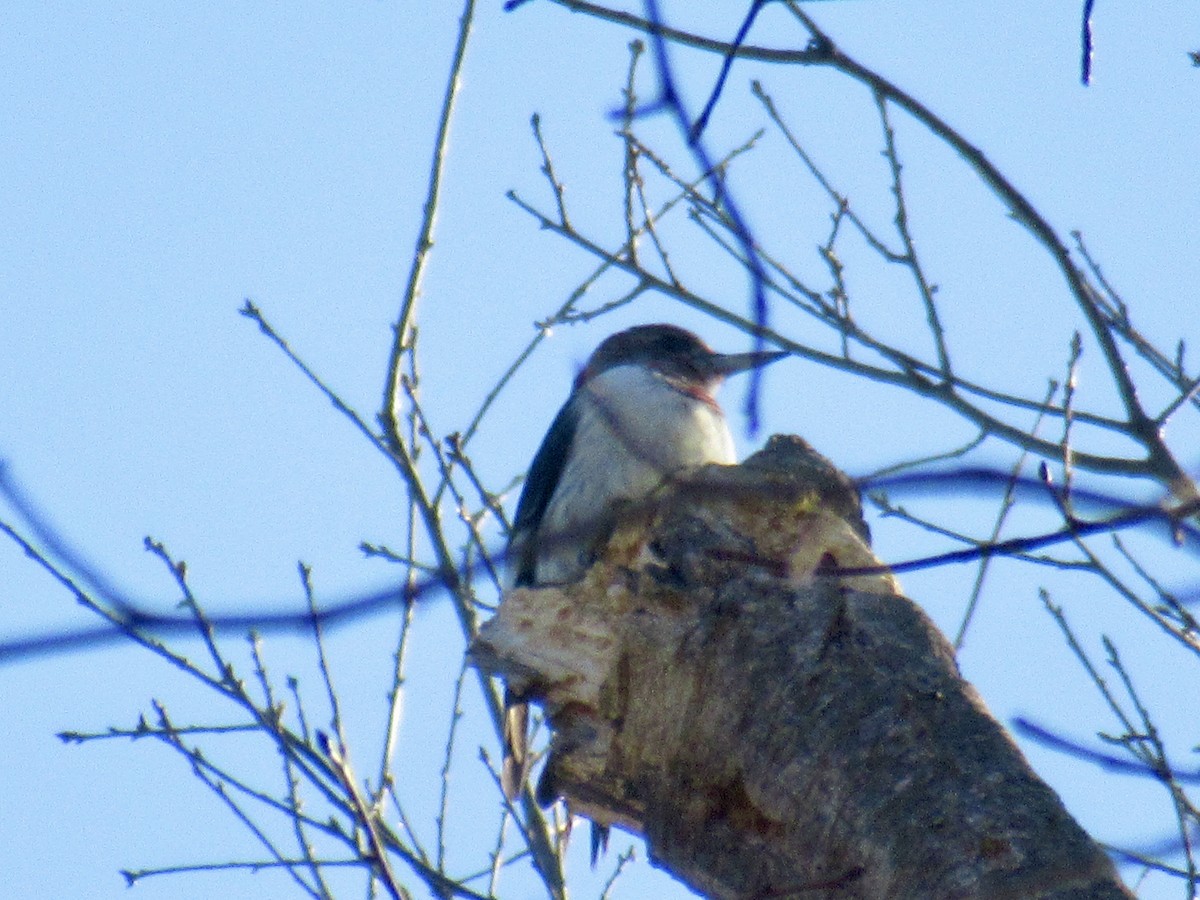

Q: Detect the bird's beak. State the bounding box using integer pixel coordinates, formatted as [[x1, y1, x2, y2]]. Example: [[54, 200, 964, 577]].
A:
[[704, 347, 788, 377]]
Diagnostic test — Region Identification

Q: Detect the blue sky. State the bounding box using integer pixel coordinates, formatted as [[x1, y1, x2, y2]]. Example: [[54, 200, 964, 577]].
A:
[[2, 2, 1198, 898]]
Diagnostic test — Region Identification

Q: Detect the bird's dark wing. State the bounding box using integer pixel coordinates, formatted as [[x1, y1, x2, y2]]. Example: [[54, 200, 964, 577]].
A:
[[502, 395, 578, 802], [509, 395, 579, 586]]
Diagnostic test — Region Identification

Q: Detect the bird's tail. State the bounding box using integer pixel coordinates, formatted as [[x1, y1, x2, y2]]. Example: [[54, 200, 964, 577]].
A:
[[501, 691, 529, 802], [505, 693, 612, 866]]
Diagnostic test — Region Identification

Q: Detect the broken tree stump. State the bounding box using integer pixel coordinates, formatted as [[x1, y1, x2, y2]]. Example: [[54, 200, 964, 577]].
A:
[[472, 435, 1131, 899]]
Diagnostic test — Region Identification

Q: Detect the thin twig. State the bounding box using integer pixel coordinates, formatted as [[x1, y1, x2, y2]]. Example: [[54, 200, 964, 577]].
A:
[[533, 113, 570, 228], [382, 0, 478, 444], [436, 659, 471, 870], [874, 91, 950, 378], [954, 382, 1059, 650]]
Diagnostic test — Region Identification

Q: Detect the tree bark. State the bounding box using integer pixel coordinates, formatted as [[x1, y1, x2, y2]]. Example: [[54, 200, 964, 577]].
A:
[[472, 436, 1132, 899]]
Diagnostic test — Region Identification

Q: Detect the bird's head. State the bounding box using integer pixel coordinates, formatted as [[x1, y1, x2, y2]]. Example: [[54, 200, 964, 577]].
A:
[[576, 324, 786, 392]]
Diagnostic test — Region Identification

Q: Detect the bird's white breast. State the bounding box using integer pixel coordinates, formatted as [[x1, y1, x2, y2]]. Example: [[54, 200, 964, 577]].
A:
[[534, 365, 736, 583]]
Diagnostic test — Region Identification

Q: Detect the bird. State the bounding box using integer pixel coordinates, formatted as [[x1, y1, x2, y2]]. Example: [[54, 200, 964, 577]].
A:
[[500, 323, 786, 859]]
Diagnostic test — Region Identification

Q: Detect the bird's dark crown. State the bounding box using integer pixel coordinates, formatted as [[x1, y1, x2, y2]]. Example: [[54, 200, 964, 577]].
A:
[[577, 324, 716, 387]]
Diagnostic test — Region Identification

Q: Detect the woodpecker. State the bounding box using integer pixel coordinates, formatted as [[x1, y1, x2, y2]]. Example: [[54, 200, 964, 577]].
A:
[[500, 323, 786, 853]]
